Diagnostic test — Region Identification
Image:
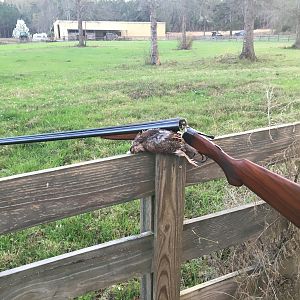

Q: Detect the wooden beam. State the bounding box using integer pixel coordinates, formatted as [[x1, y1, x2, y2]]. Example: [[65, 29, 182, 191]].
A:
[[0, 203, 278, 299], [182, 201, 278, 261], [153, 154, 186, 300], [0, 232, 153, 300], [180, 267, 254, 300], [0, 154, 155, 234], [140, 196, 155, 300]]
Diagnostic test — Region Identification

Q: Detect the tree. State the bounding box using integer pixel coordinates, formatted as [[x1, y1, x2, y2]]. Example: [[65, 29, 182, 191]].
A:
[[293, 0, 300, 48], [198, 0, 212, 35], [267, 0, 300, 48], [5, 0, 280, 38], [240, 0, 256, 61], [74, 0, 97, 46], [149, 0, 160, 65], [76, 0, 85, 46], [0, 3, 20, 38], [179, 0, 187, 49], [212, 0, 243, 35]]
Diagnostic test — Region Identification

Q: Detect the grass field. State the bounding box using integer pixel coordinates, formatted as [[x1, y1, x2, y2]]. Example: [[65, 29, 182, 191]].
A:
[[0, 40, 300, 299]]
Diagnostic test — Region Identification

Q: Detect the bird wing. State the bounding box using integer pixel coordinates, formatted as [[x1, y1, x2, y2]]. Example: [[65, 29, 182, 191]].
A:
[[142, 130, 183, 154]]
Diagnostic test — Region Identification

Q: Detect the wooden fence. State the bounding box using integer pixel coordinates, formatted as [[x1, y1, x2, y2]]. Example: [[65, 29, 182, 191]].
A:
[[166, 34, 296, 43], [0, 122, 299, 299]]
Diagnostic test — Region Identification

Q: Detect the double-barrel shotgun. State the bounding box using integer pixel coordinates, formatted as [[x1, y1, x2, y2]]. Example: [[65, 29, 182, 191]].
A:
[[1, 118, 299, 228]]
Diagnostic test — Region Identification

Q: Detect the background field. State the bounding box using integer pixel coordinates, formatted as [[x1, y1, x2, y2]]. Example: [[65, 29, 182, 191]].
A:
[[0, 40, 300, 299]]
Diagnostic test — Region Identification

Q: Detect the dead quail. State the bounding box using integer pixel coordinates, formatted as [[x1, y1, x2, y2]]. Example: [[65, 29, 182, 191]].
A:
[[130, 129, 198, 166]]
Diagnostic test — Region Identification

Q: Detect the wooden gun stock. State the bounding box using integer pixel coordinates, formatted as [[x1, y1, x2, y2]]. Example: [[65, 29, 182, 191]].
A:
[[183, 128, 300, 228]]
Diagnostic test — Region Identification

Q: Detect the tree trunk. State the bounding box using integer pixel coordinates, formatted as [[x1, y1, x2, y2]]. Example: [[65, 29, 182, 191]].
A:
[[180, 0, 187, 49], [150, 0, 160, 65], [181, 13, 187, 49], [240, 0, 256, 61], [293, 0, 300, 48], [77, 0, 85, 47], [229, 10, 233, 36]]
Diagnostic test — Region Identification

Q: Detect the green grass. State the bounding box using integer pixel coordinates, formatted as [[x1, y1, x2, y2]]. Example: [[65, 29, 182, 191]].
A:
[[0, 40, 300, 299]]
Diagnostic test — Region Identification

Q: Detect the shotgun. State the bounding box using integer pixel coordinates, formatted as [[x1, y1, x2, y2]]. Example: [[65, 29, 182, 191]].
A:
[[1, 118, 299, 227]]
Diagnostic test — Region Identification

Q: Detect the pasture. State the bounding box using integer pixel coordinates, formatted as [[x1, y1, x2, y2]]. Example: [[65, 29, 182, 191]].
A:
[[0, 40, 299, 299]]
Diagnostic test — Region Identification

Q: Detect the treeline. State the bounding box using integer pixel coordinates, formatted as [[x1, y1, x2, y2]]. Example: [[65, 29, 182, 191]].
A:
[[0, 0, 299, 38]]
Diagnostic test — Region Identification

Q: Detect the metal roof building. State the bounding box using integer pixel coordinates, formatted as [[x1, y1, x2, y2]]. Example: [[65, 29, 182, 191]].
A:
[[53, 20, 166, 40]]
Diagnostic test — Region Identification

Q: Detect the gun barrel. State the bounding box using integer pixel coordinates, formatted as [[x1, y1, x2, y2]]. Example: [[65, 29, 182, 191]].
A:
[[0, 118, 186, 146]]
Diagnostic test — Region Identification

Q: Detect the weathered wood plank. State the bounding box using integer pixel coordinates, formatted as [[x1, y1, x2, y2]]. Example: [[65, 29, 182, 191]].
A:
[[153, 155, 186, 300], [182, 201, 279, 261], [0, 232, 153, 300], [0, 202, 277, 299], [0, 154, 155, 234], [180, 267, 254, 300], [140, 196, 155, 300], [187, 122, 300, 185], [0, 123, 298, 234], [141, 196, 155, 233]]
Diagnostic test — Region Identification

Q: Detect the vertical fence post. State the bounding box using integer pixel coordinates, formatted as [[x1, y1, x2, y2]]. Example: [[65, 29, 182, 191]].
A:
[[153, 154, 186, 300], [140, 195, 155, 300]]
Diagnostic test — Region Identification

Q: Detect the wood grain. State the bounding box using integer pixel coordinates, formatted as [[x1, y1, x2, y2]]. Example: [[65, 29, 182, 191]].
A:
[[186, 122, 300, 185], [236, 159, 300, 227], [0, 123, 298, 234], [180, 267, 254, 300], [0, 154, 155, 234], [153, 154, 186, 300], [0, 202, 278, 299], [140, 196, 155, 300], [0, 232, 153, 300], [182, 201, 279, 261], [185, 124, 300, 227]]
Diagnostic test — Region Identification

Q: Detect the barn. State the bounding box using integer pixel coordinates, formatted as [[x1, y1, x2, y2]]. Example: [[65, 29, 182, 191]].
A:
[[53, 20, 166, 41]]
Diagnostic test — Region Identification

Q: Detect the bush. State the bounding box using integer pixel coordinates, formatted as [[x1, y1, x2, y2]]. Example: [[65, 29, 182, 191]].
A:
[[177, 36, 193, 50]]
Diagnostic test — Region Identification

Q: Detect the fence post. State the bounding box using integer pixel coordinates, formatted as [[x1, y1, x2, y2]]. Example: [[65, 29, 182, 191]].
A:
[[153, 154, 186, 300], [140, 195, 155, 300]]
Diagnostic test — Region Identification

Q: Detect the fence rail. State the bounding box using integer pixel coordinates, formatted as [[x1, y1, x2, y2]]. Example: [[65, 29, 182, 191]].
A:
[[0, 202, 279, 299], [0, 122, 299, 299], [180, 267, 254, 300], [166, 34, 296, 42], [1, 35, 296, 45]]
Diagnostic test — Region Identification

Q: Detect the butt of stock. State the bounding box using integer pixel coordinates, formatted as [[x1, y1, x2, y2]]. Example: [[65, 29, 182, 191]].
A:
[[183, 127, 300, 228]]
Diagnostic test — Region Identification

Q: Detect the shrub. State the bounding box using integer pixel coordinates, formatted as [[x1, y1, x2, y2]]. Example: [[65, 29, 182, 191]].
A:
[[177, 36, 193, 50]]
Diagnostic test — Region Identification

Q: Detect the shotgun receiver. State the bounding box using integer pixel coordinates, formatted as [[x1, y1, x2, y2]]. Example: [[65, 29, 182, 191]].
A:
[[1, 118, 299, 227]]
